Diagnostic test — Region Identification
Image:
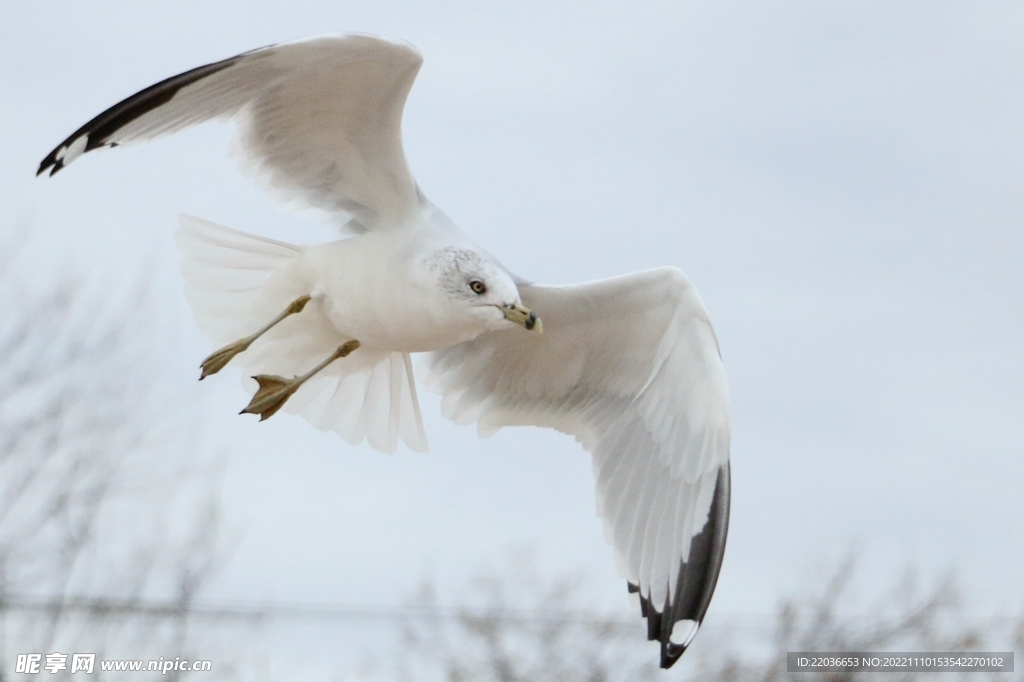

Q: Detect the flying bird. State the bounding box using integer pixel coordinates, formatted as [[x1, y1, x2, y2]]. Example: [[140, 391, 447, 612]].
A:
[[39, 35, 730, 668]]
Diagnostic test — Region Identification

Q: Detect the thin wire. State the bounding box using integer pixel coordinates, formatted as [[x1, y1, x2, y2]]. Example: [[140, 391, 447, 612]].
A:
[[0, 595, 1018, 629], [0, 595, 638, 625]]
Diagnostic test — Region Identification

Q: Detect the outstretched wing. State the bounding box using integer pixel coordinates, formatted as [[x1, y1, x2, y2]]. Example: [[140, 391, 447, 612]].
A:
[[425, 267, 731, 668], [38, 35, 424, 230]]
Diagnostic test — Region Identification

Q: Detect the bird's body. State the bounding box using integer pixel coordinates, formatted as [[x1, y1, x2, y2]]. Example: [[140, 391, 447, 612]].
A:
[[299, 210, 513, 353], [40, 34, 731, 668]]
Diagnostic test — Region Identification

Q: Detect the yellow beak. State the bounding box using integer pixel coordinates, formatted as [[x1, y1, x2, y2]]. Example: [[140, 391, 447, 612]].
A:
[[501, 304, 542, 332]]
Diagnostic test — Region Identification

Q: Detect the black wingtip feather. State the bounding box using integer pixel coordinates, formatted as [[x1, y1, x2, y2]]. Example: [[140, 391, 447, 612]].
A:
[[629, 464, 731, 669], [36, 53, 247, 178]]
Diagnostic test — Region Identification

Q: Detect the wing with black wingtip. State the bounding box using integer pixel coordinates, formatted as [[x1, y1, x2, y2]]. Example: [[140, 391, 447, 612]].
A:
[[38, 35, 425, 230], [425, 268, 732, 669]]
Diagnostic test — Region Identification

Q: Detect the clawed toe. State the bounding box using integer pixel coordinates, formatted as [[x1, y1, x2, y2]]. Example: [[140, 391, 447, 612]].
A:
[[238, 341, 361, 422], [200, 339, 252, 380], [240, 375, 301, 421]]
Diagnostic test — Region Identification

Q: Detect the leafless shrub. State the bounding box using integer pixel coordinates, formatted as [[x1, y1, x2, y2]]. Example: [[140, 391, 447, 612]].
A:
[[690, 555, 1021, 682], [393, 552, 1021, 682], [0, 232, 242, 679], [394, 552, 660, 682]]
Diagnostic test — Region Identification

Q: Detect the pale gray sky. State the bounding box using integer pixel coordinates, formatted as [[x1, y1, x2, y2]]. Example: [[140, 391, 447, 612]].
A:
[[2, 0, 1022, 675]]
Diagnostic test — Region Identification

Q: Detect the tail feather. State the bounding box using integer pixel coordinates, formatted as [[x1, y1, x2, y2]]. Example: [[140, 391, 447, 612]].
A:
[[176, 214, 303, 341], [177, 214, 428, 453]]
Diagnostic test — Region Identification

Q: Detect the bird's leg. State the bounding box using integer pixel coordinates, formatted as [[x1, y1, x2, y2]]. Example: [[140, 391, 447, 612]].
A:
[[240, 340, 361, 421], [199, 294, 312, 380]]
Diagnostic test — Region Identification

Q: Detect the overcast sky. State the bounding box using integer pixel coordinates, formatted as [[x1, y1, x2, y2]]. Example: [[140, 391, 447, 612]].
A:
[[2, 0, 1023, 675]]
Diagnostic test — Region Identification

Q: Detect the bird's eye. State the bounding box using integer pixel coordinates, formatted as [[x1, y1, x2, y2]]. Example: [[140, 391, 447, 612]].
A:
[[469, 280, 487, 295]]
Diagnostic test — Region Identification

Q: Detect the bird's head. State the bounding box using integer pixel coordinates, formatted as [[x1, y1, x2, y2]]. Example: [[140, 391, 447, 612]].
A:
[[427, 247, 541, 333]]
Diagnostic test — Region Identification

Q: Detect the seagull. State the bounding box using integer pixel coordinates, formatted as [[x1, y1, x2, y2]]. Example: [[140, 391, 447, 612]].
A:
[[39, 34, 730, 668]]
